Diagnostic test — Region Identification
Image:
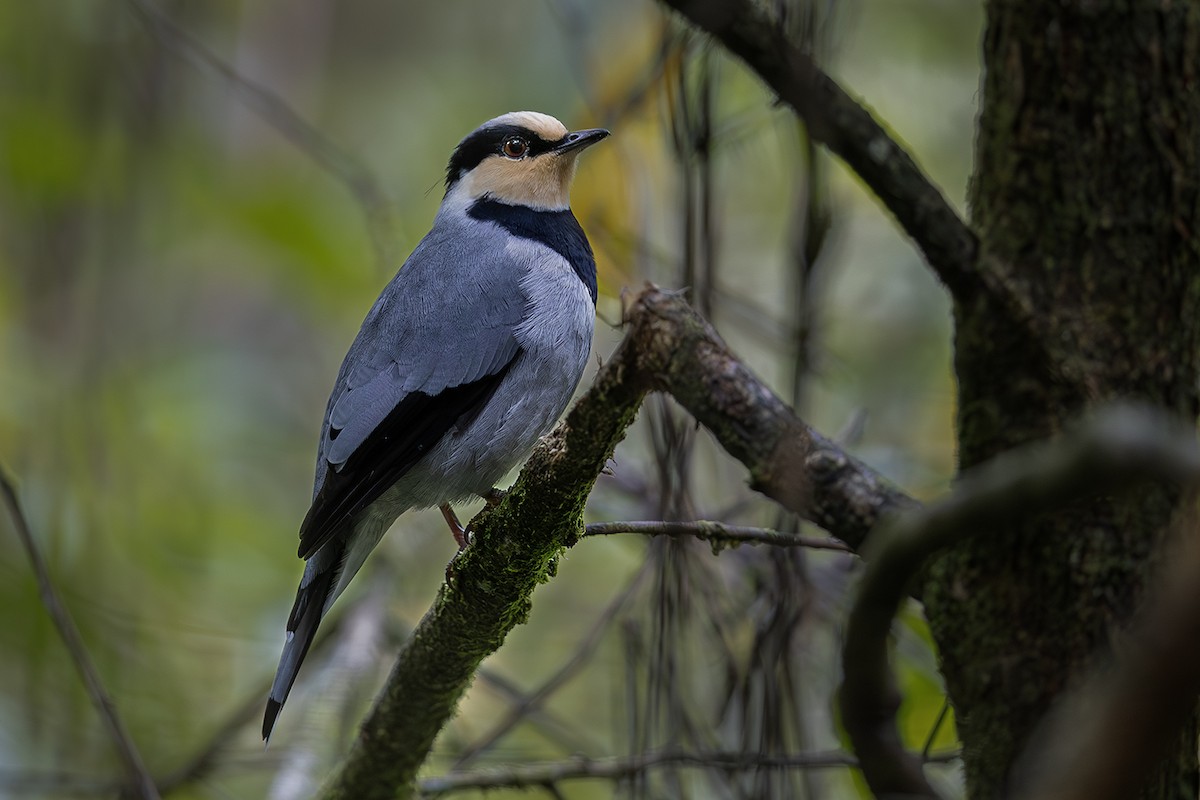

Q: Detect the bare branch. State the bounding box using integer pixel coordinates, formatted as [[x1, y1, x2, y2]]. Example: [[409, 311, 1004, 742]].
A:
[[420, 748, 919, 796], [658, 0, 979, 301], [0, 469, 161, 800], [0, 755, 287, 796], [123, 0, 401, 269], [318, 286, 917, 799], [627, 288, 918, 549], [0, 770, 120, 797], [151, 577, 397, 796], [583, 520, 851, 552], [838, 406, 1200, 800], [450, 559, 654, 770], [469, 666, 606, 758], [157, 685, 264, 795]]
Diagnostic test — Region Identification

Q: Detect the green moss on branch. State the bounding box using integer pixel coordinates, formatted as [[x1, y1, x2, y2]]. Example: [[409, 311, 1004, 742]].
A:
[[319, 287, 915, 799]]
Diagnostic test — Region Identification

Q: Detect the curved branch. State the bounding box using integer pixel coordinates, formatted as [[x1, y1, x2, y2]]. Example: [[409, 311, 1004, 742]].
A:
[[419, 749, 883, 796], [658, 0, 980, 302], [838, 406, 1200, 799], [318, 286, 917, 799]]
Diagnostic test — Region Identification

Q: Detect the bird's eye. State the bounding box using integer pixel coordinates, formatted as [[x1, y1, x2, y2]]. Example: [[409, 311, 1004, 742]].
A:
[[501, 137, 528, 159]]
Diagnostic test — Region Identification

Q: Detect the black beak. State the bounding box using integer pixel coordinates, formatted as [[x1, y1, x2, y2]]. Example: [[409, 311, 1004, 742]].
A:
[[554, 128, 610, 155]]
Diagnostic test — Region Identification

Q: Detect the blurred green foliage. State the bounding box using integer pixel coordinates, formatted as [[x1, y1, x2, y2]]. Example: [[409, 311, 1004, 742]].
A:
[[0, 0, 980, 797]]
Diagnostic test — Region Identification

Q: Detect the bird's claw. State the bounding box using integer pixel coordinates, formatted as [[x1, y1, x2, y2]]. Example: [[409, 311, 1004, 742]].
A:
[[440, 502, 469, 548]]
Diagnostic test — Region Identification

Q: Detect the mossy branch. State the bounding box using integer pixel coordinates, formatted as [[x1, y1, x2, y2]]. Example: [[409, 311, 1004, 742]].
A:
[[319, 286, 915, 800]]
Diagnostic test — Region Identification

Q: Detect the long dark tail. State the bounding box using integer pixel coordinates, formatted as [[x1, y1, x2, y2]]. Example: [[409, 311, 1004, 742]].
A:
[[262, 558, 339, 741]]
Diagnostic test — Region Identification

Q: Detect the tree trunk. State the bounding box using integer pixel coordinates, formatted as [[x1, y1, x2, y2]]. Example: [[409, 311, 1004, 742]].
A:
[[923, 2, 1200, 797]]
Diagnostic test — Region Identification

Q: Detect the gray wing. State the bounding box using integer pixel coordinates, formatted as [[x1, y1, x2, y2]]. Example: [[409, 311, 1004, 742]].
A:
[[298, 229, 526, 559]]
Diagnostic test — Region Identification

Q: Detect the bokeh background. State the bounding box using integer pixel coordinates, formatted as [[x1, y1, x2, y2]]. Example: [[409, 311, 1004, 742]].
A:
[[0, 1, 978, 797]]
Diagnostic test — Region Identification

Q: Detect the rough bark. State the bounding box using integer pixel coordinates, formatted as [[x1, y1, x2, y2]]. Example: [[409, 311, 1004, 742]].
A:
[[922, 3, 1200, 798]]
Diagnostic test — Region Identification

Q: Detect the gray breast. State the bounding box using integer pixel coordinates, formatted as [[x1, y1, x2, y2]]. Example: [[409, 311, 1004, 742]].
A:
[[373, 234, 595, 513]]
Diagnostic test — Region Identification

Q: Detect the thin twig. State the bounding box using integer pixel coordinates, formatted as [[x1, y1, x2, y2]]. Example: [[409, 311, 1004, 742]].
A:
[[450, 559, 654, 770], [157, 687, 264, 796], [377, 553, 611, 757], [470, 667, 606, 757], [658, 0, 980, 302], [156, 587, 607, 796], [838, 406, 1200, 800], [583, 520, 850, 552], [122, 0, 400, 270], [420, 748, 959, 795], [629, 287, 918, 550], [0, 770, 122, 798], [921, 700, 951, 762], [0, 754, 289, 797], [0, 468, 161, 800], [150, 579, 400, 796]]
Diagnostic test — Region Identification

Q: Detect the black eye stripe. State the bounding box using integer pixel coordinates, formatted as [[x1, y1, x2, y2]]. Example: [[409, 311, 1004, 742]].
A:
[[445, 125, 564, 188]]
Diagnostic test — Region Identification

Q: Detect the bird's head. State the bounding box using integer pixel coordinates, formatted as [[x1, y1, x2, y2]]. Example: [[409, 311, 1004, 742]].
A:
[[444, 111, 609, 211]]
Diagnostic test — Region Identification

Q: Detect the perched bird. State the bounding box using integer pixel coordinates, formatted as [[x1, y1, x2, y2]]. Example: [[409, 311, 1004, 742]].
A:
[[263, 111, 608, 740]]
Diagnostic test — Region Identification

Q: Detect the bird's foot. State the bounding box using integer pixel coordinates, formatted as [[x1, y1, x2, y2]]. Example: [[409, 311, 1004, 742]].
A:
[[439, 503, 469, 550], [481, 488, 506, 508]]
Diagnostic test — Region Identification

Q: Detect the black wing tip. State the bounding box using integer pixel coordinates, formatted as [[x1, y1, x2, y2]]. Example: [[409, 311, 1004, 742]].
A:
[[297, 497, 324, 559], [297, 358, 521, 560], [263, 697, 283, 743]]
